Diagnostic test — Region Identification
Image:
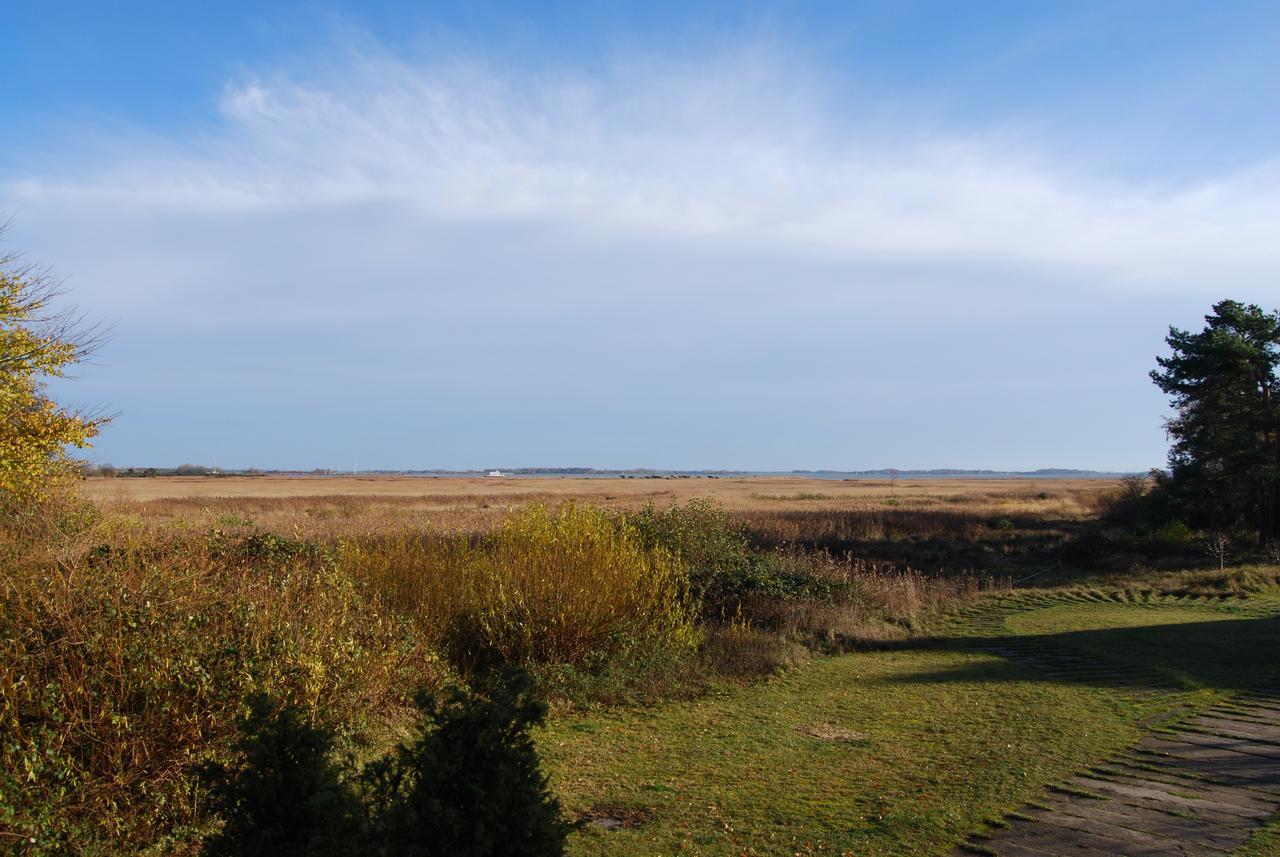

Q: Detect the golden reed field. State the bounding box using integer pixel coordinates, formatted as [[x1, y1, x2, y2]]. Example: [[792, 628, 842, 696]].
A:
[[84, 474, 1115, 538]]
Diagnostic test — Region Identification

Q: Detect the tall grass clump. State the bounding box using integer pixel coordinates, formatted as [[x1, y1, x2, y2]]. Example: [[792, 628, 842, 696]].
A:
[[708, 551, 999, 655], [0, 523, 435, 853], [341, 504, 699, 675]]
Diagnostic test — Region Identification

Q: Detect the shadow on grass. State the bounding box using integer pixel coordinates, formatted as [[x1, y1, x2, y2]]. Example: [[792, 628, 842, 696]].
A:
[[873, 615, 1280, 695]]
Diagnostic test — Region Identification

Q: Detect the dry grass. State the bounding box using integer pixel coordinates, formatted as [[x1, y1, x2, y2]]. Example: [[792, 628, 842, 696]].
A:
[[732, 555, 999, 647], [82, 475, 1115, 540], [685, 558, 1000, 682], [1073, 563, 1280, 598], [81, 475, 1111, 504], [741, 487, 1102, 545]]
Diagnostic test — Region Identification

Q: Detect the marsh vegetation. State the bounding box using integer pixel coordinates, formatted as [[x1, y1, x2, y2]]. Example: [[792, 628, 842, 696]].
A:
[[9, 471, 1280, 853]]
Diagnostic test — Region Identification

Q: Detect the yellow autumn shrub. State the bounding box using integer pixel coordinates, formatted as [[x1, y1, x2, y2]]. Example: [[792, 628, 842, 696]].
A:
[[341, 503, 700, 671], [0, 253, 106, 516]]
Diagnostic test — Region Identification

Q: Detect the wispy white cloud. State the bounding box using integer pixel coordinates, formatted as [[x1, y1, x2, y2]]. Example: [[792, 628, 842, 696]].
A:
[[13, 46, 1279, 308], [5, 42, 1277, 468]]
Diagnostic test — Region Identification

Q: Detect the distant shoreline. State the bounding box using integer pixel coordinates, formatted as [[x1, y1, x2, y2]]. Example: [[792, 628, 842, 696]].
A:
[[87, 467, 1131, 480]]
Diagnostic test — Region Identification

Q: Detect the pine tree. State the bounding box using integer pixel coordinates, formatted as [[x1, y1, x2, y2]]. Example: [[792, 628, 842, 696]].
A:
[[197, 695, 364, 857], [367, 667, 575, 857], [1151, 299, 1280, 542]]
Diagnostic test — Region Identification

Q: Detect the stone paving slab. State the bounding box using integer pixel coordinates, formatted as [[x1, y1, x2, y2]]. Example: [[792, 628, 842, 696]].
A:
[[1189, 716, 1280, 745], [1141, 736, 1280, 772], [1067, 772, 1276, 820], [955, 600, 1280, 856], [1037, 794, 1243, 850], [963, 706, 1280, 855], [1168, 730, 1280, 760]]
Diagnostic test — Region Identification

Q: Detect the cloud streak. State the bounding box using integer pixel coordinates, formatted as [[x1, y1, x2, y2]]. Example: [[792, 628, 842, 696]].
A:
[[5, 42, 1276, 469], [18, 47, 1280, 287]]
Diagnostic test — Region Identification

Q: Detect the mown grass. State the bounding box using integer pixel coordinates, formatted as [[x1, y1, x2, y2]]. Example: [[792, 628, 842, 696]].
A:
[[1002, 598, 1280, 692], [1238, 818, 1280, 857], [541, 650, 1146, 856], [541, 587, 1280, 855]]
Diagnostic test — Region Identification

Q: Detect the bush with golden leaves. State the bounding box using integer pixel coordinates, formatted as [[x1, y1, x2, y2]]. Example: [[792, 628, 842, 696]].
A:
[[341, 503, 700, 672], [0, 526, 438, 853], [0, 247, 108, 519]]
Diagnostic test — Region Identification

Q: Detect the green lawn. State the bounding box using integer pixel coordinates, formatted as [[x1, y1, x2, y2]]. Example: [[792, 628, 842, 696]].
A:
[[1239, 819, 1280, 857], [1001, 596, 1280, 692], [539, 588, 1280, 856]]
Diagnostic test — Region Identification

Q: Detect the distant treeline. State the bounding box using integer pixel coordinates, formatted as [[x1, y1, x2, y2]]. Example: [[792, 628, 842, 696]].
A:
[[82, 464, 264, 478]]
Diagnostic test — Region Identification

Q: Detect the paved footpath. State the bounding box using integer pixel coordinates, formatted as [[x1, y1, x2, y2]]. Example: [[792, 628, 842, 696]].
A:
[[955, 595, 1280, 856]]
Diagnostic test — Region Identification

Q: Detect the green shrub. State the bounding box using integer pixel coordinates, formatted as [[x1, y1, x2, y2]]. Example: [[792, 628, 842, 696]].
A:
[[199, 669, 573, 857], [627, 500, 842, 614], [367, 667, 575, 856], [629, 500, 753, 587], [197, 695, 364, 857], [1153, 520, 1196, 545]]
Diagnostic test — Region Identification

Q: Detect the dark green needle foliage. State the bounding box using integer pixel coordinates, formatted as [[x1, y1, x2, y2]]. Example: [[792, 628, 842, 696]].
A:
[[196, 694, 364, 857], [366, 666, 575, 857], [1151, 299, 1280, 542], [198, 669, 572, 857]]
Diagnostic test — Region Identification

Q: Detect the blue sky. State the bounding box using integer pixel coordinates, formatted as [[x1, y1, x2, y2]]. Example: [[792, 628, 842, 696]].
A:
[[4, 1, 1278, 471]]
